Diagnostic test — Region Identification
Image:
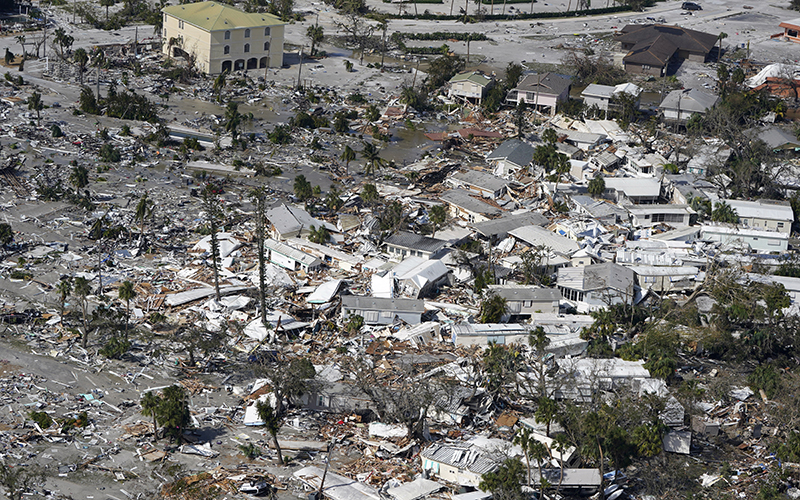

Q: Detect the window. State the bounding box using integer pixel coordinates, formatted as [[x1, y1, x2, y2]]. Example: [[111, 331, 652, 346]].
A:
[[317, 395, 325, 407], [778, 222, 785, 228], [264, 41, 270, 51], [363, 311, 379, 322], [224, 45, 230, 54], [244, 28, 250, 38], [642, 64, 651, 70], [178, 20, 184, 29], [651, 213, 685, 223], [244, 43, 250, 53], [265, 27, 271, 36], [224, 30, 230, 40]]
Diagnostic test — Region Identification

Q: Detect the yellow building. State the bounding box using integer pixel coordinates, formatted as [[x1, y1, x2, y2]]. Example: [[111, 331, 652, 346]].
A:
[[161, 1, 284, 75]]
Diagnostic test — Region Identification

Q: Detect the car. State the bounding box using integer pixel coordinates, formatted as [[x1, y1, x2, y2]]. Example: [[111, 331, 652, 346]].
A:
[[240, 480, 271, 496], [682, 1, 702, 10]]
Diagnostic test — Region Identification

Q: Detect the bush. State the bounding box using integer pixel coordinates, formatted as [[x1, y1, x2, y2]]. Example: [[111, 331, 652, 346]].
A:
[[748, 364, 781, 399], [99, 144, 121, 163], [239, 443, 261, 459], [99, 336, 131, 359], [29, 411, 53, 429], [269, 124, 292, 144], [51, 124, 64, 137]]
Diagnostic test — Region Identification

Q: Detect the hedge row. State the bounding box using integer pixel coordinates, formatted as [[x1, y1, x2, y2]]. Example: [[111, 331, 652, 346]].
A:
[[402, 32, 490, 41], [382, 4, 630, 20]]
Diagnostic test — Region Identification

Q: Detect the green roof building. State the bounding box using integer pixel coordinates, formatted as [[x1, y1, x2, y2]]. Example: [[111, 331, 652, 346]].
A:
[[162, 1, 284, 74], [447, 71, 495, 104]]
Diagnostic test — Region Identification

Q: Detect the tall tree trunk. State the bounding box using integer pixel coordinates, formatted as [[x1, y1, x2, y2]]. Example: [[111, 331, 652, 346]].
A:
[[272, 433, 283, 464], [210, 229, 221, 301]]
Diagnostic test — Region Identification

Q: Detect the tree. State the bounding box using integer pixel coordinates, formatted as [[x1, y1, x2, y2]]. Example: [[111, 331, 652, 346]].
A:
[[140, 391, 160, 441], [0, 460, 45, 500], [255, 355, 316, 417], [480, 294, 507, 323], [57, 277, 72, 318], [632, 420, 665, 458], [308, 225, 330, 244], [361, 183, 379, 204], [0, 223, 12, 247], [341, 354, 444, 439], [423, 53, 465, 92], [588, 174, 605, 198], [250, 187, 269, 328], [541, 127, 558, 145], [481, 343, 521, 404], [212, 71, 227, 103], [100, 0, 115, 20], [4, 48, 13, 66], [201, 183, 226, 301], [513, 428, 535, 485], [340, 145, 357, 173], [27, 91, 43, 127], [479, 457, 525, 500], [256, 401, 284, 464], [505, 62, 523, 89], [513, 101, 527, 138], [53, 27, 74, 60], [155, 385, 191, 443], [717, 32, 727, 61], [224, 101, 243, 140], [73, 47, 88, 86], [175, 318, 224, 368], [70, 164, 89, 190], [361, 141, 385, 176], [293, 174, 313, 201], [551, 433, 572, 493], [429, 205, 447, 238], [334, 5, 375, 65], [134, 192, 154, 246], [118, 280, 136, 339], [516, 245, 550, 286], [711, 201, 738, 223], [307, 24, 324, 57], [74, 276, 91, 349], [533, 396, 557, 438]]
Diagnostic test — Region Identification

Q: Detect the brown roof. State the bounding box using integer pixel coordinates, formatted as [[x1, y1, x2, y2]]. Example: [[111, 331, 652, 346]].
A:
[[623, 34, 678, 67], [752, 77, 800, 99], [616, 24, 718, 66]]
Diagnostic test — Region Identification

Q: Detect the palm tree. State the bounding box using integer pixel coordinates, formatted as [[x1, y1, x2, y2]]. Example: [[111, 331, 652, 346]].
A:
[[360, 142, 385, 177], [118, 281, 136, 339], [57, 277, 72, 319], [212, 71, 227, 103], [249, 187, 269, 329], [134, 192, 153, 245], [201, 184, 225, 301], [429, 205, 447, 238], [711, 201, 738, 223], [73, 48, 88, 86], [340, 145, 357, 173], [551, 433, 571, 494], [27, 91, 43, 127], [141, 391, 160, 441], [100, 0, 115, 21], [74, 277, 91, 349], [513, 428, 534, 485], [224, 101, 242, 140], [588, 174, 605, 198], [70, 165, 89, 190], [717, 32, 727, 61], [529, 441, 550, 497]]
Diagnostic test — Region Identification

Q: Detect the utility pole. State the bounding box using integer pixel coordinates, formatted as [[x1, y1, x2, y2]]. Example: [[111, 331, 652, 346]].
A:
[[297, 48, 303, 90]]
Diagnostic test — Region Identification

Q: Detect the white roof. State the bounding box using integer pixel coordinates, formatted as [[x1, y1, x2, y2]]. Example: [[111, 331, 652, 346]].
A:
[[265, 238, 323, 267], [386, 478, 443, 500], [604, 177, 661, 197], [294, 467, 380, 500], [722, 199, 794, 222], [627, 265, 699, 276], [700, 224, 790, 239], [508, 225, 580, 256]]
